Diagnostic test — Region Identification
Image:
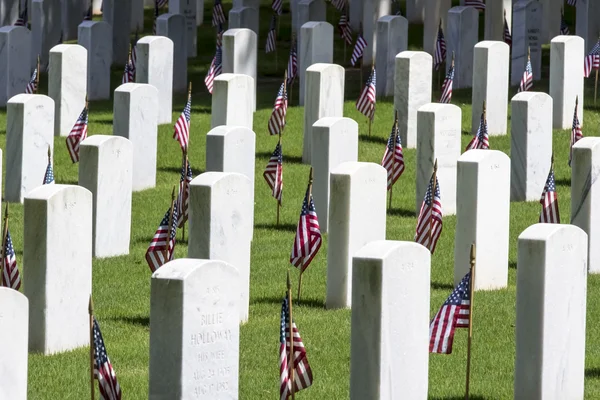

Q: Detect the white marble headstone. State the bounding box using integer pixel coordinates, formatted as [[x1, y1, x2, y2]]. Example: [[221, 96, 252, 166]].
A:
[[113, 83, 159, 192], [350, 240, 430, 399], [62, 0, 83, 40], [222, 28, 257, 112], [394, 51, 432, 149], [298, 21, 333, 106], [327, 162, 387, 309], [149, 259, 240, 399], [78, 21, 112, 101], [0, 0, 18, 26], [455, 150, 510, 290], [541, 0, 560, 43], [472, 41, 510, 136], [361, 0, 391, 64], [135, 36, 174, 125], [156, 13, 188, 93], [5, 94, 54, 203], [549, 35, 584, 130], [303, 63, 345, 164], [376, 15, 408, 97], [511, 0, 543, 86], [510, 92, 553, 202], [48, 44, 87, 137], [169, 0, 197, 57], [576, 0, 600, 54], [349, 0, 362, 29], [485, 0, 511, 41], [311, 117, 359, 233], [24, 184, 92, 355], [515, 224, 587, 399], [131, 0, 144, 31], [416, 103, 461, 216], [406, 0, 425, 23], [102, 0, 132, 65], [571, 138, 600, 273], [188, 172, 252, 323], [446, 6, 479, 89], [0, 288, 28, 400], [422, 0, 450, 56], [228, 6, 259, 37], [0, 26, 31, 107], [79, 135, 133, 258], [211, 73, 254, 130], [35, 0, 62, 69], [297, 0, 326, 35]]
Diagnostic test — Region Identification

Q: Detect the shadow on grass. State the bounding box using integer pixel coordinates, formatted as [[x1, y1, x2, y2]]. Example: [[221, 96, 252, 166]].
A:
[[254, 296, 325, 309], [387, 207, 416, 218], [255, 223, 296, 232], [556, 178, 570, 187], [158, 165, 205, 175], [429, 396, 487, 400], [255, 151, 303, 164], [112, 315, 150, 328], [61, 179, 78, 185], [586, 368, 600, 378], [431, 281, 454, 291], [359, 134, 387, 145], [509, 261, 517, 270]]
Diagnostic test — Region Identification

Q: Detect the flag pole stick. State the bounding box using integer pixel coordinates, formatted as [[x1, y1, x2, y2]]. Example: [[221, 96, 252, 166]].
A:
[[595, 69, 599, 107], [465, 243, 476, 400], [164, 187, 176, 264], [277, 133, 282, 227], [35, 55, 40, 94], [388, 112, 398, 210], [368, 63, 374, 137], [287, 271, 296, 400], [0, 204, 8, 287], [428, 159, 438, 251], [89, 295, 95, 400], [297, 167, 313, 301], [438, 19, 442, 89], [182, 151, 188, 242]]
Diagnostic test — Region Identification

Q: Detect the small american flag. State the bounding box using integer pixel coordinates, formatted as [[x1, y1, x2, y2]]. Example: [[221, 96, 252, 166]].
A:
[[338, 13, 353, 46], [287, 41, 298, 85], [145, 206, 178, 273], [569, 101, 583, 166], [280, 297, 313, 400], [66, 106, 89, 163], [176, 156, 193, 228], [350, 33, 367, 67], [92, 317, 122, 400], [25, 68, 37, 94], [121, 59, 134, 84], [205, 41, 223, 94], [272, 0, 283, 15], [381, 120, 405, 189], [415, 175, 443, 254], [290, 187, 322, 272], [14, 2, 27, 26], [356, 68, 376, 120], [2, 231, 21, 290], [266, 15, 278, 53], [503, 13, 511, 46], [212, 0, 226, 27], [465, 0, 485, 11], [539, 167, 559, 224], [264, 142, 283, 203], [131, 31, 139, 74], [439, 65, 454, 103], [331, 0, 346, 11], [583, 39, 600, 78], [560, 14, 570, 35], [434, 26, 446, 71], [518, 57, 533, 92], [268, 83, 288, 136], [465, 110, 489, 151], [43, 157, 54, 184], [567, 0, 576, 5], [173, 96, 191, 150], [429, 271, 471, 354]]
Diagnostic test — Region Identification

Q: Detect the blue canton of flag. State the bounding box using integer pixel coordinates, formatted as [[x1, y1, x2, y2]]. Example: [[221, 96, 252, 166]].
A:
[[43, 159, 54, 184]]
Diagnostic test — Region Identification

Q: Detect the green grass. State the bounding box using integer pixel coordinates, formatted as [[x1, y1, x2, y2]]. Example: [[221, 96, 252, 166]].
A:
[[3, 1, 598, 398]]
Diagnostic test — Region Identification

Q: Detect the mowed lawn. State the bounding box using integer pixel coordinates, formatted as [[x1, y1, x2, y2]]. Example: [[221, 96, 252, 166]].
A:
[[1, 1, 599, 398]]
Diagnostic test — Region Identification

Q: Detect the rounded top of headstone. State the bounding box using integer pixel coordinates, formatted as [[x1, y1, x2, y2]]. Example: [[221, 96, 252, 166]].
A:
[[50, 44, 87, 55], [158, 13, 185, 22], [475, 41, 510, 51], [80, 135, 132, 151], [78, 20, 109, 30], [418, 103, 461, 114], [114, 83, 159, 96], [313, 117, 358, 130], [206, 125, 255, 138], [354, 240, 431, 263], [223, 28, 257, 40], [152, 258, 239, 281], [331, 161, 387, 178], [214, 73, 255, 85], [396, 51, 432, 62], [301, 21, 333, 31], [511, 91, 552, 104], [551, 35, 584, 45], [7, 93, 54, 107], [378, 14, 407, 24], [449, 5, 480, 14], [0, 25, 30, 34], [458, 149, 510, 165], [191, 171, 251, 188], [0, 286, 29, 308], [573, 137, 600, 152], [137, 35, 174, 49], [519, 223, 586, 243], [306, 63, 344, 73], [25, 184, 92, 202]]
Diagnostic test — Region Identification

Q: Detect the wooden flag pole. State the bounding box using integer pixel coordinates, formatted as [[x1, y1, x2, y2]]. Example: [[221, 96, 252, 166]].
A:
[[164, 187, 176, 263], [287, 271, 296, 400], [465, 243, 476, 400], [35, 55, 40, 94], [89, 295, 95, 400], [0, 204, 8, 287], [388, 111, 398, 210], [297, 167, 313, 301], [428, 159, 438, 251]]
